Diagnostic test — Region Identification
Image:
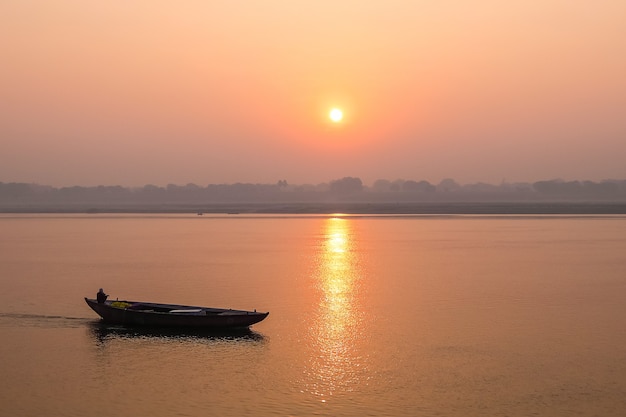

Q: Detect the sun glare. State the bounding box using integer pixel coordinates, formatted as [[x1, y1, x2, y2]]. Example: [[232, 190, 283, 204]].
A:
[[329, 108, 343, 123]]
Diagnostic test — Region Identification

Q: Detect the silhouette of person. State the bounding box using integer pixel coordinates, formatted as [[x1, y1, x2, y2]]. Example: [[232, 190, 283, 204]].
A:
[[97, 288, 108, 304]]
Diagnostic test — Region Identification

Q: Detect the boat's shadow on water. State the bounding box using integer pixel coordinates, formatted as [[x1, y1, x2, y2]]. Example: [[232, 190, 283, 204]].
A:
[[87, 320, 267, 345]]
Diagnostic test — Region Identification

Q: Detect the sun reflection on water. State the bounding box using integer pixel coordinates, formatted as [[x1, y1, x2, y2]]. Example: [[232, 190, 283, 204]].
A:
[[303, 217, 368, 401]]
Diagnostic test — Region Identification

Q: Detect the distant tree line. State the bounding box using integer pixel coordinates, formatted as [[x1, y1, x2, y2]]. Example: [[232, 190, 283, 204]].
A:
[[1, 177, 626, 211]]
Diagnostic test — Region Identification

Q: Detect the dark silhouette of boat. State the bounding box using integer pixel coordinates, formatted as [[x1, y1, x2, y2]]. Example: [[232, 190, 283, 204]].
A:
[[85, 298, 269, 328]]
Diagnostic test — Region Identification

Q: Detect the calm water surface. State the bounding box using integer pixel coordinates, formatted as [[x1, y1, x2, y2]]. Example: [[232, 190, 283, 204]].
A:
[[1, 214, 625, 416]]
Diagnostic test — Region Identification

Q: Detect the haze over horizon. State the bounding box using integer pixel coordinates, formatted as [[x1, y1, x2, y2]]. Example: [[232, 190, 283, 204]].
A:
[[2, 175, 626, 190], [2, 1, 625, 188]]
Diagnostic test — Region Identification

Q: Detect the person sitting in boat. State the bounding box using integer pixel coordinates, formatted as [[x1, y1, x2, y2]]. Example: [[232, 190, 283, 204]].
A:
[[96, 288, 108, 304]]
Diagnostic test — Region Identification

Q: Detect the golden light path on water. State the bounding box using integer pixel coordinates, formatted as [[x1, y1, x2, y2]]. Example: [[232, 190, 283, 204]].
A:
[[304, 217, 368, 402]]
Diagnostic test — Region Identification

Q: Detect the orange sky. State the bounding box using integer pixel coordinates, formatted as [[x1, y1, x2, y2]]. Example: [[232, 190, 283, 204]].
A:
[[1, 1, 625, 187]]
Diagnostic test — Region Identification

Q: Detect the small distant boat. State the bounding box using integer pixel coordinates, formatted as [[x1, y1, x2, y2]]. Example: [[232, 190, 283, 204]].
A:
[[85, 298, 269, 328]]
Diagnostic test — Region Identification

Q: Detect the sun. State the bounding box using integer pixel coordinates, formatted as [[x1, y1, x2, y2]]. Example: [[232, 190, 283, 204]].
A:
[[329, 108, 343, 123]]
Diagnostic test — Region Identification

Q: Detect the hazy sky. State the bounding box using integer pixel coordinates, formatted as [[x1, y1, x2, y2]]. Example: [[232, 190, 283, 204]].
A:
[[2, 1, 625, 187]]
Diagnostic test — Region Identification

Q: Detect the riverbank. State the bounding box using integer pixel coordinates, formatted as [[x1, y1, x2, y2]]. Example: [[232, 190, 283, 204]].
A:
[[2, 201, 626, 215]]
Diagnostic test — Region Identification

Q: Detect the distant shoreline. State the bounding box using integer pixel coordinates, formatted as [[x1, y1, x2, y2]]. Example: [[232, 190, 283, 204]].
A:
[[2, 202, 626, 215]]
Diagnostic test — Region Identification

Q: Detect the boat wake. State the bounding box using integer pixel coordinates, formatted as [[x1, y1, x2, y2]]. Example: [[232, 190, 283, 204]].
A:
[[0, 312, 93, 328]]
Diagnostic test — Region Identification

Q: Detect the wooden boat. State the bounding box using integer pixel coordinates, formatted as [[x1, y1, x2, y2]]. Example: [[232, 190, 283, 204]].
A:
[[85, 298, 269, 328]]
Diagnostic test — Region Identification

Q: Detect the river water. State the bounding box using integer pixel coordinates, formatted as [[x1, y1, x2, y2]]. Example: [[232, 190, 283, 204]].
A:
[[1, 214, 625, 416]]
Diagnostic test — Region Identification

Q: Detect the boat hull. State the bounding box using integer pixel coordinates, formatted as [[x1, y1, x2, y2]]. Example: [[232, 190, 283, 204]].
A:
[[85, 298, 268, 328]]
